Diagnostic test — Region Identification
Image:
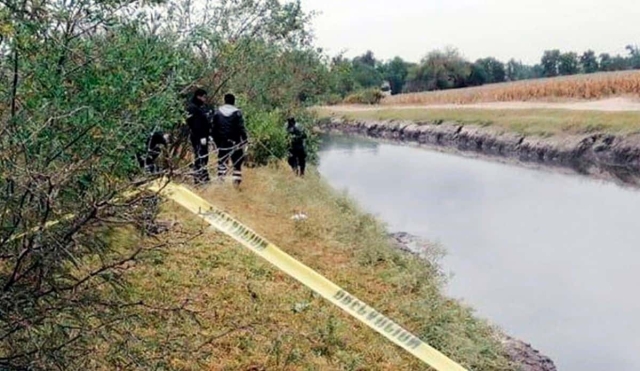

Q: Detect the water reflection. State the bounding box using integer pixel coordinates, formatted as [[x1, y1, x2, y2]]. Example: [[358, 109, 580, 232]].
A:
[[318, 134, 640, 371], [319, 133, 380, 156]]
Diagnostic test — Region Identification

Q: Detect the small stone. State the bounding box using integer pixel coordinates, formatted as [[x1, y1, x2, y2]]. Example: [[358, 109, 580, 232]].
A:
[[293, 302, 311, 313]]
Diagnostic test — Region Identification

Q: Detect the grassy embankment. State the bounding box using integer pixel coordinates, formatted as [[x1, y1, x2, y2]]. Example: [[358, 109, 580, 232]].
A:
[[93, 164, 514, 370], [313, 106, 640, 137]]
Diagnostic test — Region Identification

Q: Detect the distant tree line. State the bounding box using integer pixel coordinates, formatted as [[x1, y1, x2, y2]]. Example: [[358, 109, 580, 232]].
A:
[[327, 45, 640, 98]]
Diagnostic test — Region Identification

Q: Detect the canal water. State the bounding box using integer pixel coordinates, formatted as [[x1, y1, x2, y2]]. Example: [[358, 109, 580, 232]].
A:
[[318, 134, 640, 371]]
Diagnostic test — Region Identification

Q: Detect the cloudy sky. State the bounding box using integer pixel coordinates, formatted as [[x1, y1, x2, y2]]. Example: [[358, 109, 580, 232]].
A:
[[298, 0, 640, 64]]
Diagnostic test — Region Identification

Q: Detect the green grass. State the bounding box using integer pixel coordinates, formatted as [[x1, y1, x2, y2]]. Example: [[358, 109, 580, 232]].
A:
[[313, 106, 640, 137], [90, 164, 515, 370]]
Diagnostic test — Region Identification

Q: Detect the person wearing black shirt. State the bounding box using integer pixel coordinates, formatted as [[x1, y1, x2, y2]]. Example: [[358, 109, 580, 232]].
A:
[[286, 117, 307, 176], [137, 131, 170, 173], [186, 88, 214, 184]]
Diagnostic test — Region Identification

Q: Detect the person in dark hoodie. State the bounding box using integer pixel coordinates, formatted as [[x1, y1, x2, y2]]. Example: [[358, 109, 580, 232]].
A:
[[136, 130, 170, 173], [286, 117, 307, 176], [186, 88, 214, 184], [212, 93, 248, 187]]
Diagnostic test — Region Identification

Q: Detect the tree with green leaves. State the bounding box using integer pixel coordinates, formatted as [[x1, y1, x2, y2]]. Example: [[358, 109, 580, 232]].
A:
[[380, 57, 410, 94], [580, 50, 599, 73], [328, 54, 357, 98], [353, 50, 377, 67], [506, 59, 539, 81], [468, 62, 489, 86], [558, 52, 579, 75], [351, 51, 384, 89], [626, 45, 640, 69], [469, 57, 506, 86], [0, 0, 327, 368], [0, 1, 189, 367], [599, 52, 630, 72], [323, 43, 640, 98], [405, 48, 470, 92], [611, 54, 630, 71], [599, 53, 613, 71], [541, 49, 561, 77]]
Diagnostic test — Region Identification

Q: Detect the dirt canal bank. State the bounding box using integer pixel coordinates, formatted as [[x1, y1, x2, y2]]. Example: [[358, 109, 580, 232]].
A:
[[318, 117, 640, 186]]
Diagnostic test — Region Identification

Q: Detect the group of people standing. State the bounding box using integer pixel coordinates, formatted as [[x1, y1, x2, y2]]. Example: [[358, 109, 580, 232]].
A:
[[187, 89, 248, 186], [138, 89, 308, 186]]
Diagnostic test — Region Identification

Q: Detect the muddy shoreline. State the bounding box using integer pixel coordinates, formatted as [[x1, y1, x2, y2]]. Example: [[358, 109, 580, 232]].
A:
[[318, 117, 640, 186], [389, 232, 557, 371]]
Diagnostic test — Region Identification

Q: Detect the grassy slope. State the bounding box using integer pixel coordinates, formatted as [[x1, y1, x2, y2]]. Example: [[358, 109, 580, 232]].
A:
[[99, 165, 514, 370], [313, 106, 640, 136]]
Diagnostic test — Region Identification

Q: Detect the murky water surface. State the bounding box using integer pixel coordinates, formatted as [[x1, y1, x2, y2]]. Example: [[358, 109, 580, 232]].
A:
[[318, 134, 640, 371]]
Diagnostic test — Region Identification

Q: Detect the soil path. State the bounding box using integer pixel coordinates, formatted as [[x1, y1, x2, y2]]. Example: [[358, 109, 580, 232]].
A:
[[324, 97, 640, 112]]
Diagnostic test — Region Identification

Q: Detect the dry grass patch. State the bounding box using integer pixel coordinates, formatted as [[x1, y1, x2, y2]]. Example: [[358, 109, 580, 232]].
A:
[[384, 71, 640, 105]]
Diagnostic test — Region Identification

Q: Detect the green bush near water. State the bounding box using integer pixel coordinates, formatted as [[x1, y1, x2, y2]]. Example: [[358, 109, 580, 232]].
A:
[[244, 108, 290, 165], [240, 105, 319, 166]]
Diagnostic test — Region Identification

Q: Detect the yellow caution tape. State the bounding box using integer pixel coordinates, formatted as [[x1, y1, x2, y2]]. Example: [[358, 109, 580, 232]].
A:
[[4, 189, 141, 243], [5, 178, 468, 370], [148, 180, 468, 371], [6, 213, 76, 243]]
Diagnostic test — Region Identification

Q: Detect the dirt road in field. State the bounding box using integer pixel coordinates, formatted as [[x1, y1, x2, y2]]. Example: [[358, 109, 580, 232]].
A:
[[326, 97, 640, 112]]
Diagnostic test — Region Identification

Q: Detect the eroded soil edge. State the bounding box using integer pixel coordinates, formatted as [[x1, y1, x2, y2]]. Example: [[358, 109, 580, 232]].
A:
[[319, 117, 640, 186]]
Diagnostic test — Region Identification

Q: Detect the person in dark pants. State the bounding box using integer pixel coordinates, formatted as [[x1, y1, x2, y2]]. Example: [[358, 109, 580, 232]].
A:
[[212, 93, 248, 187], [186, 88, 214, 184], [286, 117, 307, 176], [137, 131, 170, 173]]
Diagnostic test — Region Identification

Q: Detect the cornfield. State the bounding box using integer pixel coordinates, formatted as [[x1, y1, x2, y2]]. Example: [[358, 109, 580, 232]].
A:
[[383, 70, 640, 105]]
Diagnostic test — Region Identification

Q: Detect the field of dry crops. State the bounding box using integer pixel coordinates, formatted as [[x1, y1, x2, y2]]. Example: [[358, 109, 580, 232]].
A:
[[383, 70, 640, 105]]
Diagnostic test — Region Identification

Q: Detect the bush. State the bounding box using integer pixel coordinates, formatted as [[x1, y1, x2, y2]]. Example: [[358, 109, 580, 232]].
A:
[[343, 89, 385, 105], [0, 19, 189, 370], [0, 0, 323, 368], [242, 106, 319, 166], [244, 108, 290, 165], [321, 93, 344, 106]]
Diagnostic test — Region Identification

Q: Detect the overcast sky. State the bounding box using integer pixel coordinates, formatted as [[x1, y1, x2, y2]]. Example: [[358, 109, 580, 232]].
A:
[[298, 0, 640, 65]]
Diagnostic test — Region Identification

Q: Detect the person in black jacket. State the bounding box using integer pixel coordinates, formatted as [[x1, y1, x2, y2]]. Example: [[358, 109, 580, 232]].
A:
[[286, 117, 307, 176], [186, 88, 214, 184], [212, 93, 248, 186], [137, 131, 170, 174]]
